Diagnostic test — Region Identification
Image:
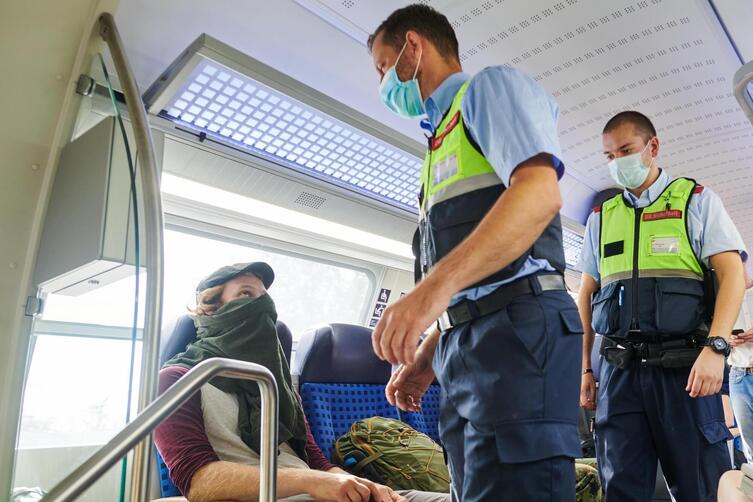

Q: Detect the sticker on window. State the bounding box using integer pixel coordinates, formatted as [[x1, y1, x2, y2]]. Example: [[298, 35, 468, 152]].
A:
[[651, 236, 680, 254], [432, 154, 458, 186]]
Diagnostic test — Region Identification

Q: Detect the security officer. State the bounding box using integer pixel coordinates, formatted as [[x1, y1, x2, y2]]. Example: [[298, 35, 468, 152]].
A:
[[577, 110, 746, 501], [368, 5, 582, 501]]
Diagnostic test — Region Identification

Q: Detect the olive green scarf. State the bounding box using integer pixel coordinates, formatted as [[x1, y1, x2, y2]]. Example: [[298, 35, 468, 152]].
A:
[[164, 294, 307, 460]]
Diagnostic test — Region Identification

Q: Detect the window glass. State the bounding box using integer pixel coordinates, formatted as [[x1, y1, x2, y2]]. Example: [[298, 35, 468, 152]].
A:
[[160, 229, 375, 337], [18, 336, 142, 449]]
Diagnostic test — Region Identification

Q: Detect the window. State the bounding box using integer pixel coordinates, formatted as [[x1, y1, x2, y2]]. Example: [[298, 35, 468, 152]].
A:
[[17, 226, 375, 450], [18, 336, 142, 449], [160, 228, 376, 337]]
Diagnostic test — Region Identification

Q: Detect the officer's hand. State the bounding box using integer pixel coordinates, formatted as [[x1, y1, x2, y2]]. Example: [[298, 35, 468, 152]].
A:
[[372, 280, 453, 365], [580, 371, 597, 410], [686, 347, 725, 398], [386, 353, 435, 412]]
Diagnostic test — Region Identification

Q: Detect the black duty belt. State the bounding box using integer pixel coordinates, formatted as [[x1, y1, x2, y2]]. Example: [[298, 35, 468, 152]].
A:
[[600, 335, 705, 370], [437, 273, 566, 332]]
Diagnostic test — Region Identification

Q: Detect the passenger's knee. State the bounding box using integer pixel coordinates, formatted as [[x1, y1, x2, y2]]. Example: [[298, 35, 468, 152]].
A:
[[718, 470, 749, 502]]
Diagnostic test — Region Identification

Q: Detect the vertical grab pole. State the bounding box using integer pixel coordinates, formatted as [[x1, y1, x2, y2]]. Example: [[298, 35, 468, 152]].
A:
[[97, 13, 164, 502], [257, 370, 279, 501]]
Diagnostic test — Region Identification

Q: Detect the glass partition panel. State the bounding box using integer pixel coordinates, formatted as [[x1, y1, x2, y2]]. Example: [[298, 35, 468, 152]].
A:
[[12, 52, 143, 501]]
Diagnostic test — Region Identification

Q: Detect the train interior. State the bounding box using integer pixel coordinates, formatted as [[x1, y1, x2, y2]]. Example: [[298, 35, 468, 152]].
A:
[[2, 0, 753, 499]]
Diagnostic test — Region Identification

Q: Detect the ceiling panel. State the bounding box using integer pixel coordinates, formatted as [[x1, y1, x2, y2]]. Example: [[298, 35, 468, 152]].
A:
[[298, 0, 753, 239]]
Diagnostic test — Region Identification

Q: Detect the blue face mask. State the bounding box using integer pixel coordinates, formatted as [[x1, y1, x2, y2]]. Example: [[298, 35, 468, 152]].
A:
[[379, 41, 424, 118], [607, 141, 655, 189]]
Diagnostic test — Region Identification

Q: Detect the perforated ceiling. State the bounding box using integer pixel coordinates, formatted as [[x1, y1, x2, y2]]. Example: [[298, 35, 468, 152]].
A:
[[296, 0, 753, 248]]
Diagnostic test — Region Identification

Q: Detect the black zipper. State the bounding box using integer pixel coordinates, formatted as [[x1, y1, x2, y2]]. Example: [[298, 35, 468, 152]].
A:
[[420, 137, 434, 277], [630, 207, 643, 331]]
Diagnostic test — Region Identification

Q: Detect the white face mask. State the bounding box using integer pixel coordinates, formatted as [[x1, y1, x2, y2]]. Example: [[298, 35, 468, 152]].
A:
[[607, 141, 655, 189]]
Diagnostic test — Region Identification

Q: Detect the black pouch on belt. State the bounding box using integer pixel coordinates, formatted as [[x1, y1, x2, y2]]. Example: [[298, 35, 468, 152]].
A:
[[659, 348, 702, 368], [601, 339, 635, 370]]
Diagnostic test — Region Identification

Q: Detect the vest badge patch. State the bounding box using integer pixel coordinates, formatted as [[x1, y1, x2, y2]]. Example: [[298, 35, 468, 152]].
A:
[[430, 111, 461, 151], [642, 209, 682, 221], [432, 154, 459, 186]]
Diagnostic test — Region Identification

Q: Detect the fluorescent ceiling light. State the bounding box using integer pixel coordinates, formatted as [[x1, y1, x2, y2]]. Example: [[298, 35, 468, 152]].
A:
[[144, 34, 424, 213], [161, 173, 413, 259], [562, 226, 584, 271]]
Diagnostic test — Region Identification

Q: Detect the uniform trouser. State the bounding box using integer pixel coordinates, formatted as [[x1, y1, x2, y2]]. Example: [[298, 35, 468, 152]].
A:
[[729, 367, 753, 463], [433, 288, 583, 502], [595, 361, 732, 502]]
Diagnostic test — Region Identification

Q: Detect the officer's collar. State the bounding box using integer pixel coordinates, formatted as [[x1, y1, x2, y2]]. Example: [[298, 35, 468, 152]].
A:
[[424, 72, 471, 134], [623, 169, 671, 208]]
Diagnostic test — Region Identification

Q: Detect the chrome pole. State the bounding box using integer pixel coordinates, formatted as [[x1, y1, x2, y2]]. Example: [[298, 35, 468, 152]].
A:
[[42, 358, 279, 502], [96, 12, 164, 502], [733, 60, 753, 126]]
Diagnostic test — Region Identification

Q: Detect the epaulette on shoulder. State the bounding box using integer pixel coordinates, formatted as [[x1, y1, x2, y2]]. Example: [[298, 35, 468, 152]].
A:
[[693, 184, 705, 194]]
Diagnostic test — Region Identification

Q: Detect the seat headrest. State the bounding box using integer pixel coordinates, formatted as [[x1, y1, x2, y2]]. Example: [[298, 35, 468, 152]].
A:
[[591, 334, 604, 382], [159, 314, 294, 365], [292, 323, 391, 384]]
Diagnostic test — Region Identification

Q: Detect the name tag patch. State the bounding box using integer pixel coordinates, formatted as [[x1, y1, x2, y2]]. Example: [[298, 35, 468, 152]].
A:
[[651, 236, 680, 254], [432, 154, 458, 186], [643, 209, 682, 221]]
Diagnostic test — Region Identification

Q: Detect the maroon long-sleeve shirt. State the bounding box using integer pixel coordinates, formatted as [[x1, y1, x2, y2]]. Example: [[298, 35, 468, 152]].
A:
[[154, 365, 334, 496]]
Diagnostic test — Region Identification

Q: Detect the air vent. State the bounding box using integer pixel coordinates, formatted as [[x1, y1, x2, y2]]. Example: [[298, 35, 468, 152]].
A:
[[294, 191, 327, 209], [341, 0, 354, 7]]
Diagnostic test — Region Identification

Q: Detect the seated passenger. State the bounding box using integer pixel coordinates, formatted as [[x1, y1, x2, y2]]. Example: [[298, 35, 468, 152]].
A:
[[154, 262, 449, 502]]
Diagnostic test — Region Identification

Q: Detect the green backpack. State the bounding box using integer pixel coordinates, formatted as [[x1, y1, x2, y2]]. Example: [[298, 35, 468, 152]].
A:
[[332, 416, 450, 493]]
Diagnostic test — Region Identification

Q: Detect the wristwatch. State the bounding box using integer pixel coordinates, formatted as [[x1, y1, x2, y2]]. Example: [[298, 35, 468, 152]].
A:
[[704, 336, 731, 357]]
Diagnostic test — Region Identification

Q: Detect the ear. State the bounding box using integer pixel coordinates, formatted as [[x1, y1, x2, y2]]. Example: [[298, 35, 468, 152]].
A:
[[404, 30, 423, 55], [650, 136, 660, 157]]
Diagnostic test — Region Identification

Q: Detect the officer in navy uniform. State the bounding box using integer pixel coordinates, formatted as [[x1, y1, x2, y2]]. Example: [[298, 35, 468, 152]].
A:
[[577, 111, 746, 501], [367, 5, 582, 501]]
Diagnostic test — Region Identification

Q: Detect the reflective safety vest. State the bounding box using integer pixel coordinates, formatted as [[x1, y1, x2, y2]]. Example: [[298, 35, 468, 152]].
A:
[[417, 80, 566, 287], [592, 177, 709, 338]]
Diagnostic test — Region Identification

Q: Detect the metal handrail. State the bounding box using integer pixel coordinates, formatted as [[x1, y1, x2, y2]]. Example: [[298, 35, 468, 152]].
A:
[[97, 13, 165, 501], [733, 60, 753, 126], [42, 358, 279, 502]]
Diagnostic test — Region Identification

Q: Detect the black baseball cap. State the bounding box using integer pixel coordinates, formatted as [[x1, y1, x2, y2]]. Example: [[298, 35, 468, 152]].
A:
[[196, 262, 275, 292]]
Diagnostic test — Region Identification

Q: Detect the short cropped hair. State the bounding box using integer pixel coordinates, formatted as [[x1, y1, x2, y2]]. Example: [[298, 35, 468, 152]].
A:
[[367, 4, 459, 62], [603, 111, 657, 142]]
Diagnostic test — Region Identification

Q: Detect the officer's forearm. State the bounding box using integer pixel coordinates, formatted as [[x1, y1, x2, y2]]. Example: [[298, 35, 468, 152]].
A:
[[577, 274, 599, 368], [709, 251, 745, 340], [423, 155, 562, 295]]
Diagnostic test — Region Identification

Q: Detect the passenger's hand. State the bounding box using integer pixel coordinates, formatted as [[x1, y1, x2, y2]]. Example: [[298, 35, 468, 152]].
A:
[[580, 371, 597, 410], [309, 472, 406, 502], [373, 279, 453, 365], [387, 352, 435, 412], [686, 347, 725, 398], [730, 328, 753, 347]]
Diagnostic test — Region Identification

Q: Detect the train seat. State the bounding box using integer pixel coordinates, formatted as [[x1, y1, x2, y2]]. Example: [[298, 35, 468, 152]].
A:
[[292, 323, 441, 460]]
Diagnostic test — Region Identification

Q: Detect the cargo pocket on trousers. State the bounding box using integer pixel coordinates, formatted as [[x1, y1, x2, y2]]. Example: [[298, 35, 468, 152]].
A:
[[698, 420, 733, 445], [560, 309, 584, 336]]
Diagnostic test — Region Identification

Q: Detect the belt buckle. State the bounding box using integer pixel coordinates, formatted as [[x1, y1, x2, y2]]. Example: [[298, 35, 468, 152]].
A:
[[437, 311, 452, 332]]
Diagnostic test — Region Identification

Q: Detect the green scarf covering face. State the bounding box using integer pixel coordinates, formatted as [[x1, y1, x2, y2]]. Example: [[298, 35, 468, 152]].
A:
[[164, 293, 308, 461]]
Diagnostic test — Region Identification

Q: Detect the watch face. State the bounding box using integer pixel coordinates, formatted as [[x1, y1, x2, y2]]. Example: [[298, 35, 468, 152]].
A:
[[713, 338, 727, 350]]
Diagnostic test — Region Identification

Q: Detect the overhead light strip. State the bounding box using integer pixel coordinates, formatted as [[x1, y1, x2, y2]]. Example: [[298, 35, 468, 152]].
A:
[[144, 34, 424, 213], [161, 173, 413, 260]]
